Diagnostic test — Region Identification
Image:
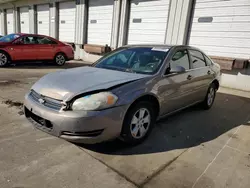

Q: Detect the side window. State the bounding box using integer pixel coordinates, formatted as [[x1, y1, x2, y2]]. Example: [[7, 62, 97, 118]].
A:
[[36, 36, 57, 44], [189, 50, 206, 68], [18, 36, 36, 44], [169, 49, 190, 70], [204, 55, 213, 66]]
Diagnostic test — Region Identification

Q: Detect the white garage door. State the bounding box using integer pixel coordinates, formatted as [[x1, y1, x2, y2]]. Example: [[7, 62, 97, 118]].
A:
[[127, 0, 170, 44], [20, 7, 29, 33], [59, 1, 76, 42], [6, 9, 14, 34], [189, 0, 250, 59], [0, 11, 2, 35], [37, 4, 50, 36], [87, 0, 114, 45]]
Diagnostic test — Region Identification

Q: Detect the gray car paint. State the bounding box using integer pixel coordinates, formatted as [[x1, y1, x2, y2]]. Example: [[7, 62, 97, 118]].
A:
[[24, 45, 220, 144], [32, 66, 150, 101]]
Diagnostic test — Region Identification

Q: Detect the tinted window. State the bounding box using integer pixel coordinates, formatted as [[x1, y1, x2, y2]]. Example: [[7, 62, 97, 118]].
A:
[[15, 36, 36, 44], [204, 55, 213, 66], [37, 36, 57, 44], [189, 50, 206, 68], [22, 36, 36, 44], [0, 34, 20, 42], [170, 50, 190, 70], [95, 47, 169, 75]]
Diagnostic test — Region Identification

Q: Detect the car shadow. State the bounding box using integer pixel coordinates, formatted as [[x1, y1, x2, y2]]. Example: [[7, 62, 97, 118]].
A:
[[78, 92, 250, 155], [6, 61, 90, 69]]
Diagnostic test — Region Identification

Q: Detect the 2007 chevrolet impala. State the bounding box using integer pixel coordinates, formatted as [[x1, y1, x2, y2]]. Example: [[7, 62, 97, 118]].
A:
[[24, 45, 221, 145]]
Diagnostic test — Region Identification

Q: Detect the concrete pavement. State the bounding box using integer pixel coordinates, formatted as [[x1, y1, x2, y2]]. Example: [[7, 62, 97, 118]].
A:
[[0, 62, 250, 188]]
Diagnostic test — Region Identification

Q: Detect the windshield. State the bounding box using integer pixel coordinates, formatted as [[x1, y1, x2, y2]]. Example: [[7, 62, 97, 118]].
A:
[[0, 34, 21, 42], [94, 47, 169, 75]]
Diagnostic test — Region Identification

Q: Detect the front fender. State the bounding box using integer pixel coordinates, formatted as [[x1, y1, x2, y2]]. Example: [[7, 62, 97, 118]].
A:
[[112, 77, 160, 106]]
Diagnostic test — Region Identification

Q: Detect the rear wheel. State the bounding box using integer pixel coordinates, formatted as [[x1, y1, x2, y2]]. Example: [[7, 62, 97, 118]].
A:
[[0, 52, 9, 67], [202, 83, 216, 110], [120, 101, 156, 145], [54, 53, 66, 66]]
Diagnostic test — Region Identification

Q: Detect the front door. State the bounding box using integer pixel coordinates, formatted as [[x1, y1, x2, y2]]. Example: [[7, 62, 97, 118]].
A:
[[11, 36, 37, 60], [157, 49, 196, 116]]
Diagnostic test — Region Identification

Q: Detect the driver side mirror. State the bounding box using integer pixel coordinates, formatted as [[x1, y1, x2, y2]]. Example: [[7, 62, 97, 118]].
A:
[[170, 66, 186, 73]]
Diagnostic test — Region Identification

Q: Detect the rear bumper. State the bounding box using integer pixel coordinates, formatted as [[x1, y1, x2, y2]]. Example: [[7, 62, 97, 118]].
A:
[[24, 94, 128, 144]]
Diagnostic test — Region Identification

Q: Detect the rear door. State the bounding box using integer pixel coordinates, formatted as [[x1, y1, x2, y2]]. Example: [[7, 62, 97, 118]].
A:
[[36, 36, 58, 60], [158, 48, 195, 115], [187, 49, 214, 102]]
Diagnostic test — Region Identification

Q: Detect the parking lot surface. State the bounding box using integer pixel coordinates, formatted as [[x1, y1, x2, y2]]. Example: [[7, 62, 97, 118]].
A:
[[1, 62, 250, 188]]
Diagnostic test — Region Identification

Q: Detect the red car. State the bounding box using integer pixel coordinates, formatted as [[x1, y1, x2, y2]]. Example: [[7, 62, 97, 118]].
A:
[[0, 33, 74, 67]]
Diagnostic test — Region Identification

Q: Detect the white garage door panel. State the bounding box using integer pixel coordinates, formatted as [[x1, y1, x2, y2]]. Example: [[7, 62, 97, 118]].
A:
[[59, 1, 76, 42], [20, 7, 29, 33], [193, 7, 250, 17], [191, 31, 250, 39], [191, 23, 250, 32], [189, 0, 250, 59], [6, 9, 14, 34], [129, 23, 169, 30], [130, 0, 168, 7], [0, 13, 2, 34], [193, 45, 250, 59], [87, 0, 114, 45], [191, 38, 250, 49], [195, 0, 250, 8], [128, 0, 169, 44], [192, 16, 250, 23], [131, 11, 169, 18], [37, 4, 50, 36], [130, 6, 169, 12]]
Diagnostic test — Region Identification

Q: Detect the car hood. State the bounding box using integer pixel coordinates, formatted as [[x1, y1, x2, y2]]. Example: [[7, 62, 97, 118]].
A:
[[32, 66, 149, 101]]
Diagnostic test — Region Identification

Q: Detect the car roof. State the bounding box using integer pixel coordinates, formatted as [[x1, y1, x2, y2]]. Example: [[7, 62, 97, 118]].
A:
[[13, 33, 54, 38], [123, 44, 201, 51]]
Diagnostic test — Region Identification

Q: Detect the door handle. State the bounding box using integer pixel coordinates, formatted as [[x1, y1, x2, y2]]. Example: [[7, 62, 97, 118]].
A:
[[207, 70, 211, 75], [187, 75, 193, 80]]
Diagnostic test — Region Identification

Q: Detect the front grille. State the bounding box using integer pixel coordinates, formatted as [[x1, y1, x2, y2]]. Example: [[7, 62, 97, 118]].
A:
[[29, 90, 63, 111], [25, 107, 53, 131]]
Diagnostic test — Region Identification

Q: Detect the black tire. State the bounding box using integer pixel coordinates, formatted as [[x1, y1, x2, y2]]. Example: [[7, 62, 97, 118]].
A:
[[120, 101, 156, 145], [54, 53, 66, 66], [202, 83, 217, 110], [0, 51, 10, 67]]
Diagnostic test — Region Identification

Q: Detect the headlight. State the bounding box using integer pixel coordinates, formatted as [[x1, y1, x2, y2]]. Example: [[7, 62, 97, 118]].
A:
[[72, 92, 118, 111]]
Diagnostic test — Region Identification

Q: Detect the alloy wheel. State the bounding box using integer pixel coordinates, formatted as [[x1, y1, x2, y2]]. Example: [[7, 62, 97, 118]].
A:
[[56, 54, 65, 65], [130, 108, 151, 139], [207, 87, 215, 106], [0, 53, 8, 66]]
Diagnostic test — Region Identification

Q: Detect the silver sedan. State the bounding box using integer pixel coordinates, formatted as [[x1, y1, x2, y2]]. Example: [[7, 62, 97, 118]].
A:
[[24, 45, 221, 145]]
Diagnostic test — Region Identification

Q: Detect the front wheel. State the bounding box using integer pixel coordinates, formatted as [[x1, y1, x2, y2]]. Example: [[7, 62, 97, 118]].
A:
[[120, 101, 156, 145], [54, 53, 66, 66], [202, 83, 216, 110], [0, 52, 9, 67]]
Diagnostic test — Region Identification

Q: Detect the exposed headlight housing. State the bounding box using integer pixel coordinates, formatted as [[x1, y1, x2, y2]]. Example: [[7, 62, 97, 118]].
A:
[[71, 92, 118, 111]]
